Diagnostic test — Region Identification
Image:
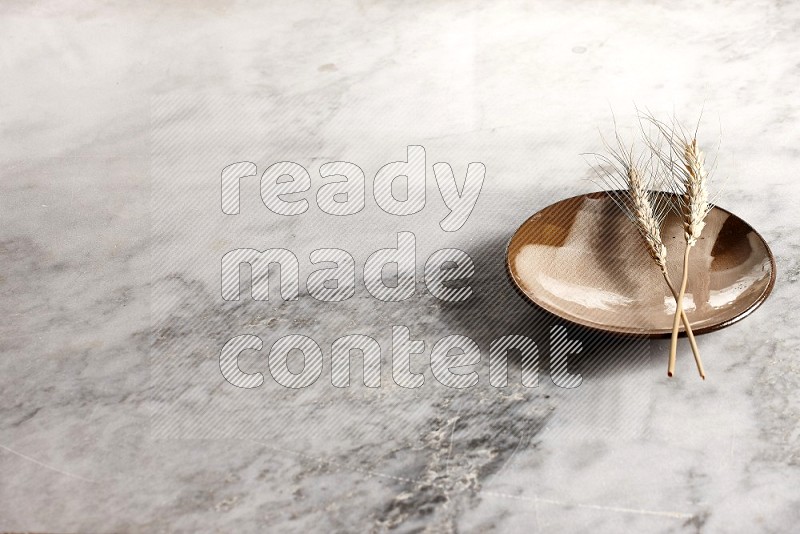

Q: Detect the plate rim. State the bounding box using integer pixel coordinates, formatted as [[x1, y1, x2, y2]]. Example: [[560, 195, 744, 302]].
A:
[[504, 191, 777, 338]]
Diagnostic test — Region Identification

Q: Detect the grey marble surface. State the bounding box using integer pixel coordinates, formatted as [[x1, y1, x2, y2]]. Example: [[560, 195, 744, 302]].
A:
[[2, 1, 799, 532]]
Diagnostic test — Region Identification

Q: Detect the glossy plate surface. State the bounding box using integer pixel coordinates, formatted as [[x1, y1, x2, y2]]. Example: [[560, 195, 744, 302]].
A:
[[506, 192, 776, 337]]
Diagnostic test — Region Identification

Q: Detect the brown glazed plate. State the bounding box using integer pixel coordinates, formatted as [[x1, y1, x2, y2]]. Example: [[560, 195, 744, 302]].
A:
[[506, 191, 776, 337]]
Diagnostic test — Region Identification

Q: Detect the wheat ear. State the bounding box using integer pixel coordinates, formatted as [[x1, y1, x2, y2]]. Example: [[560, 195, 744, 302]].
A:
[[668, 137, 710, 378], [584, 139, 702, 371], [625, 168, 703, 375], [638, 111, 709, 378]]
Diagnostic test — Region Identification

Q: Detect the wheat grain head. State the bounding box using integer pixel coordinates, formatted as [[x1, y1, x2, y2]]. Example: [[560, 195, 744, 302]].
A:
[[626, 166, 668, 269], [681, 138, 710, 246], [637, 111, 714, 246], [584, 134, 669, 270]]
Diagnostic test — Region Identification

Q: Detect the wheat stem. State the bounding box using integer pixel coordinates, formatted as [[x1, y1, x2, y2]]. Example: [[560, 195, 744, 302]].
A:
[[669, 244, 692, 377], [662, 270, 705, 379]]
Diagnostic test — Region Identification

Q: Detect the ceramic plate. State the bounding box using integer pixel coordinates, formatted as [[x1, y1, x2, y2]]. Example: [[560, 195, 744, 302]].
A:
[[506, 192, 776, 337]]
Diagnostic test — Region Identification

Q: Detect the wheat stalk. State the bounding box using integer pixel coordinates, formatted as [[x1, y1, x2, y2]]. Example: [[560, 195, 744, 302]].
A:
[[666, 136, 711, 377], [585, 133, 703, 373], [638, 111, 716, 379]]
